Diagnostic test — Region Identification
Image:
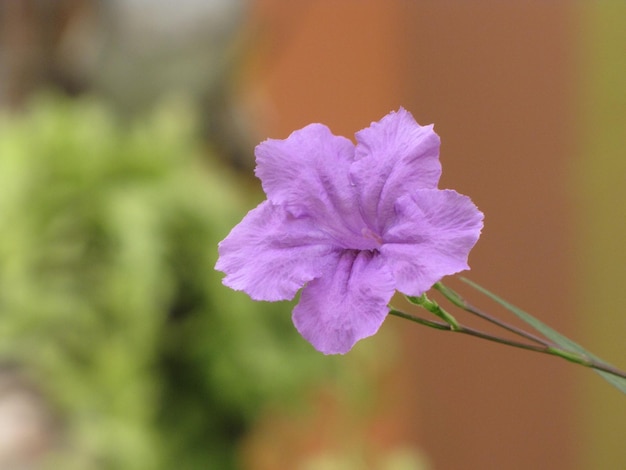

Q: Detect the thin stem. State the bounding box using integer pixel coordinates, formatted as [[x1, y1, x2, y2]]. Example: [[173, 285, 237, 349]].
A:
[[389, 309, 549, 354], [436, 281, 626, 380], [406, 294, 460, 330], [389, 308, 450, 331], [574, 355, 626, 379], [388, 308, 626, 380], [433, 283, 549, 347]]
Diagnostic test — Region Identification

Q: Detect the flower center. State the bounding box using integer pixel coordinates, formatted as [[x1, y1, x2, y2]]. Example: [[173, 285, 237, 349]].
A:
[[360, 227, 383, 250]]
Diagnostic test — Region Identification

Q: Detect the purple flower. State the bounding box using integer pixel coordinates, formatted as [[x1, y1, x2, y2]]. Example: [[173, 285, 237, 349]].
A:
[[216, 108, 483, 354]]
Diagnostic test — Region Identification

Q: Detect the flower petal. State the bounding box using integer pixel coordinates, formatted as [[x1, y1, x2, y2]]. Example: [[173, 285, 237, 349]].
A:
[[381, 189, 484, 296], [351, 108, 442, 233], [216, 201, 337, 301], [292, 250, 395, 354], [255, 124, 366, 246]]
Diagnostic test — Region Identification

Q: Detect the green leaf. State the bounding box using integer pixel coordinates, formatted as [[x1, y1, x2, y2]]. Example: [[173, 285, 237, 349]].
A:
[[461, 277, 626, 395]]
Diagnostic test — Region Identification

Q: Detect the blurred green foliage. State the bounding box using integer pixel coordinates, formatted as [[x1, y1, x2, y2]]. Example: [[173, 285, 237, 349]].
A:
[[0, 96, 350, 469]]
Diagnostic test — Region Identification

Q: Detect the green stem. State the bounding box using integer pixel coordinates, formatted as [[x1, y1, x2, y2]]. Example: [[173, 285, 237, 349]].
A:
[[389, 308, 450, 331], [433, 282, 549, 347], [389, 309, 549, 354], [406, 294, 461, 330], [388, 308, 626, 380]]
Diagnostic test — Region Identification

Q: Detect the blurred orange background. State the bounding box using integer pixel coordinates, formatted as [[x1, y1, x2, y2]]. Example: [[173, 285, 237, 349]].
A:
[[245, 2, 625, 469]]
